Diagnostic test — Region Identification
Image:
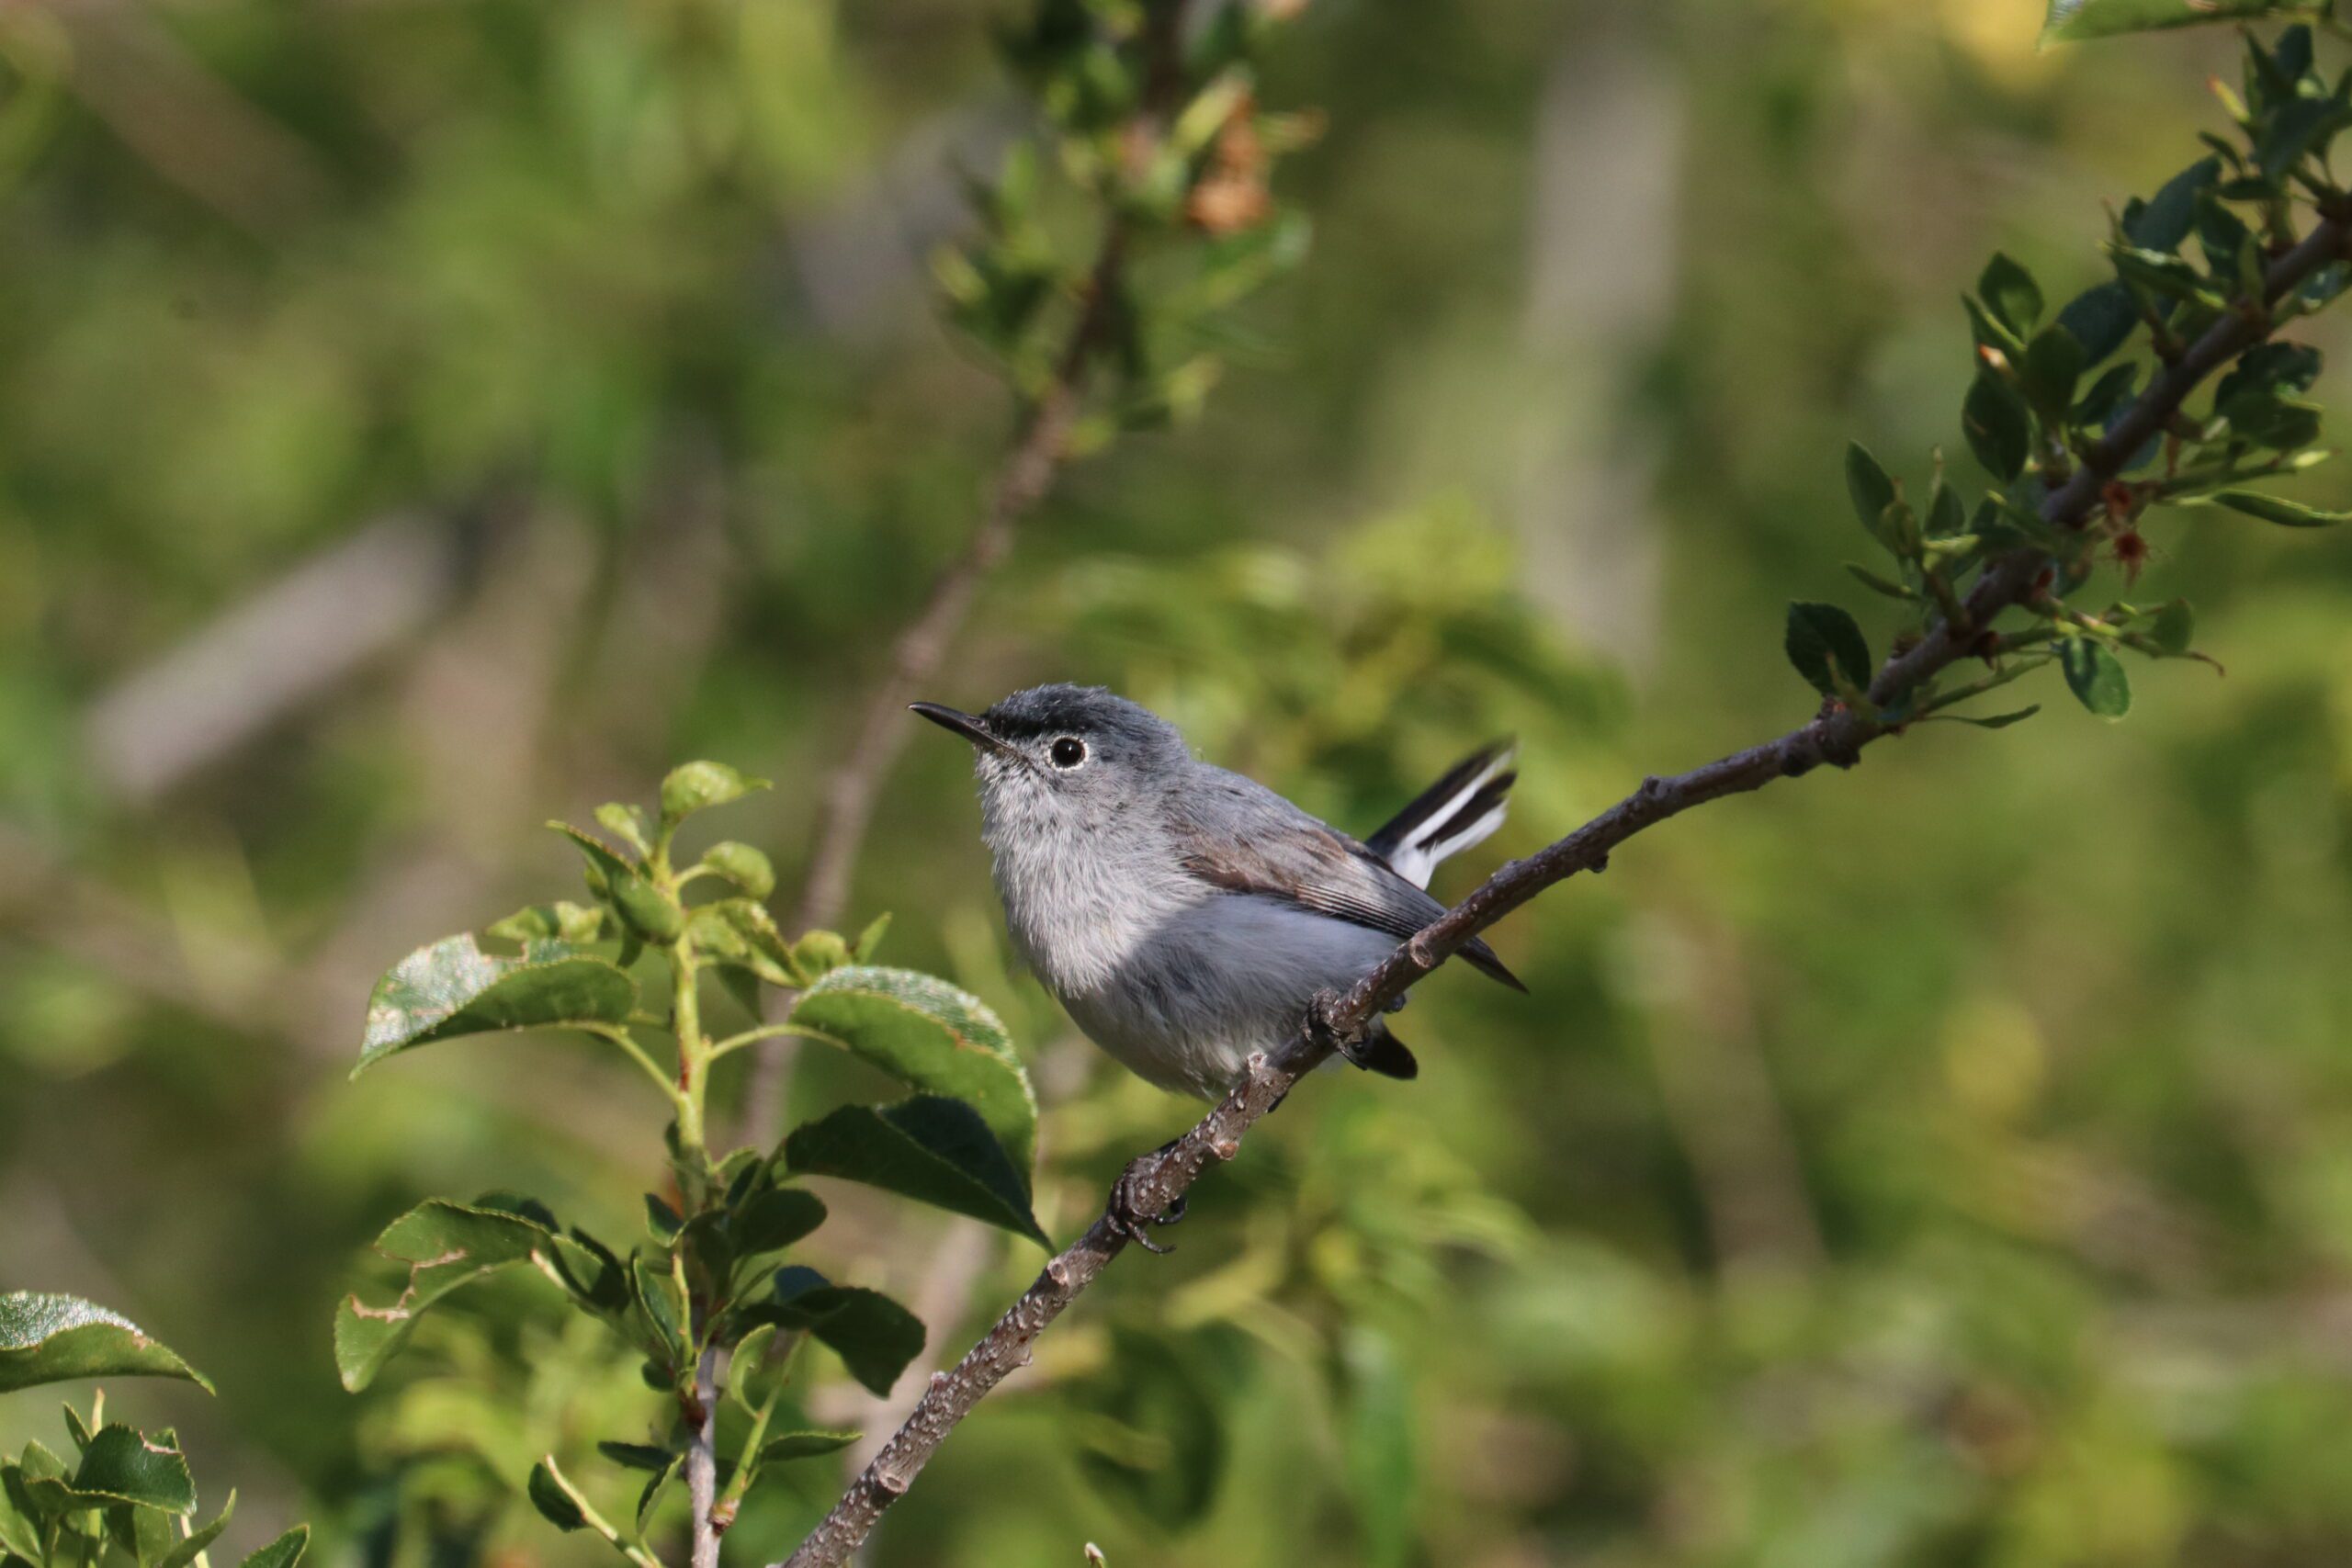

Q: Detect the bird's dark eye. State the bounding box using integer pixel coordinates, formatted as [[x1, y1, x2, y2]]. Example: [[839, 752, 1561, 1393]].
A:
[[1048, 737, 1087, 769]]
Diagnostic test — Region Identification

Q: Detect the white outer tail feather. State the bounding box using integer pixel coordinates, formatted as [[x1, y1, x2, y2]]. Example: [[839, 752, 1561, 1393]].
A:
[[1382, 746, 1515, 889]]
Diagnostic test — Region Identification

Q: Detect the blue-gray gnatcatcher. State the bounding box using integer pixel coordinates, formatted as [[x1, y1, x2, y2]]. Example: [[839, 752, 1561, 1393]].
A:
[[911, 682, 1523, 1102]]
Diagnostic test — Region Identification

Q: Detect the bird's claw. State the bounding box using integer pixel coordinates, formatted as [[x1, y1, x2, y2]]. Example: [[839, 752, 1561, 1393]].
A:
[[1107, 1147, 1186, 1256]]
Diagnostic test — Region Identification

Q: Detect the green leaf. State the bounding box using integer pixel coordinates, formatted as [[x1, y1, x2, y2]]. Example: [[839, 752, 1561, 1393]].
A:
[[107, 1494, 179, 1562], [2019, 326, 2086, 422], [1843, 442, 1898, 544], [790, 930, 854, 981], [2256, 92, 2352, 182], [630, 1257, 687, 1370], [2074, 363, 2139, 427], [0, 1294, 212, 1396], [1963, 296, 2027, 359], [660, 761, 770, 824], [356, 935, 636, 1077], [549, 824, 683, 942], [749, 1270, 924, 1397], [2056, 281, 2139, 367], [550, 822, 639, 885], [2214, 341, 2322, 410], [2061, 640, 2133, 718], [2151, 599, 2197, 654], [526, 1462, 585, 1531], [485, 901, 611, 945], [1926, 479, 1967, 540], [636, 1454, 684, 1534], [155, 1494, 235, 1568], [595, 803, 653, 858], [45, 1427, 195, 1515], [851, 913, 892, 963], [786, 1099, 1047, 1245], [1935, 705, 2042, 730], [2195, 488, 2350, 525], [698, 842, 775, 900], [1782, 602, 1874, 699], [784, 966, 1037, 1174], [595, 1442, 674, 1474], [757, 1431, 861, 1464], [1844, 563, 1917, 601], [2109, 243, 2217, 306], [237, 1527, 308, 1568], [0, 1483, 39, 1560], [2043, 5, 2311, 45], [2216, 390, 2324, 450], [731, 1188, 828, 1258], [334, 1198, 558, 1392], [688, 900, 802, 988], [2125, 159, 2221, 254], [1962, 371, 2031, 482], [1977, 254, 2043, 336], [729, 1324, 780, 1415]]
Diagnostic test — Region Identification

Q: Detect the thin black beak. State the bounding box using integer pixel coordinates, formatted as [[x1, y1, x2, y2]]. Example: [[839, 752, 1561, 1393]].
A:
[[910, 703, 1021, 762]]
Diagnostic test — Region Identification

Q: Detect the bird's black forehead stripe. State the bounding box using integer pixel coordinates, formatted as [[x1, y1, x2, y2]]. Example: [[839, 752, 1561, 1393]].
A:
[[981, 683, 1170, 745]]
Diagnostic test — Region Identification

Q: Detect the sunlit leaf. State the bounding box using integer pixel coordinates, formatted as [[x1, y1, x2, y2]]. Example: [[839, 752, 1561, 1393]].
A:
[[237, 1526, 308, 1568], [784, 967, 1037, 1173], [334, 1198, 559, 1392], [21, 1427, 196, 1516], [697, 842, 775, 899], [660, 761, 770, 824], [0, 1294, 212, 1395], [156, 1495, 236, 1568], [355, 935, 636, 1077]]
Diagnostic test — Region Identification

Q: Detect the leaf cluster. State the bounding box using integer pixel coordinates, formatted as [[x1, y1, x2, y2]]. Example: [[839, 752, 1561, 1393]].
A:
[[0, 1293, 307, 1568], [339, 763, 1049, 1560], [939, 0, 1317, 438], [1787, 20, 2350, 730]]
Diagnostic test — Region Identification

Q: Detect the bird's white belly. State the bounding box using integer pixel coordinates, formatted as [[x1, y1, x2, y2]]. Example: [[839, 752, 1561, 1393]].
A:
[[1055, 895, 1399, 1099]]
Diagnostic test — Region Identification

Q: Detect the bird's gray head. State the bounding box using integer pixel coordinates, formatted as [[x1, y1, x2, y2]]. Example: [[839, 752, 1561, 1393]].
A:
[[910, 683, 1189, 838]]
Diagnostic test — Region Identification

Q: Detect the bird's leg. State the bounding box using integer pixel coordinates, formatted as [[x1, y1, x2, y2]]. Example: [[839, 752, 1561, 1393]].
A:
[[1107, 1138, 1186, 1255]]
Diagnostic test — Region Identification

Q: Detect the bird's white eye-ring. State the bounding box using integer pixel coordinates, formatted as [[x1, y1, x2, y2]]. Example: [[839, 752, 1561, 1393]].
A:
[[1048, 736, 1087, 769]]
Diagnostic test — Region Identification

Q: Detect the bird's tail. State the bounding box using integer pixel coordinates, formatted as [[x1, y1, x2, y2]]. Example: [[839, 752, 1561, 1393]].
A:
[[1363, 739, 1517, 889]]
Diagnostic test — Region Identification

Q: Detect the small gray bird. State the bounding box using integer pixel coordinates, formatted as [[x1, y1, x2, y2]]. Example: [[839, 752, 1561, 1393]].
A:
[[911, 684, 1523, 1107]]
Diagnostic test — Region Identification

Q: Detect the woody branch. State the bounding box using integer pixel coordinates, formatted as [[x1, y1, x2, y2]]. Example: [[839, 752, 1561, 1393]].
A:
[[772, 209, 2352, 1568]]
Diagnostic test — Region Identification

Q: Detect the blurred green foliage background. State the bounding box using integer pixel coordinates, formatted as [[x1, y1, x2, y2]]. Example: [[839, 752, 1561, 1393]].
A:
[[7, 0, 2352, 1564]]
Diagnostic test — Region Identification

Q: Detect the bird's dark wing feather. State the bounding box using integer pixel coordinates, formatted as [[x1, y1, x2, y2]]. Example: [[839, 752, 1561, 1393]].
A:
[[1170, 769, 1526, 992]]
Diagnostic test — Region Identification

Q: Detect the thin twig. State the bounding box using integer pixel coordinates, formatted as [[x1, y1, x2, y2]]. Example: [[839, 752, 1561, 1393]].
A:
[[773, 213, 2352, 1568], [687, 1344, 722, 1568]]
